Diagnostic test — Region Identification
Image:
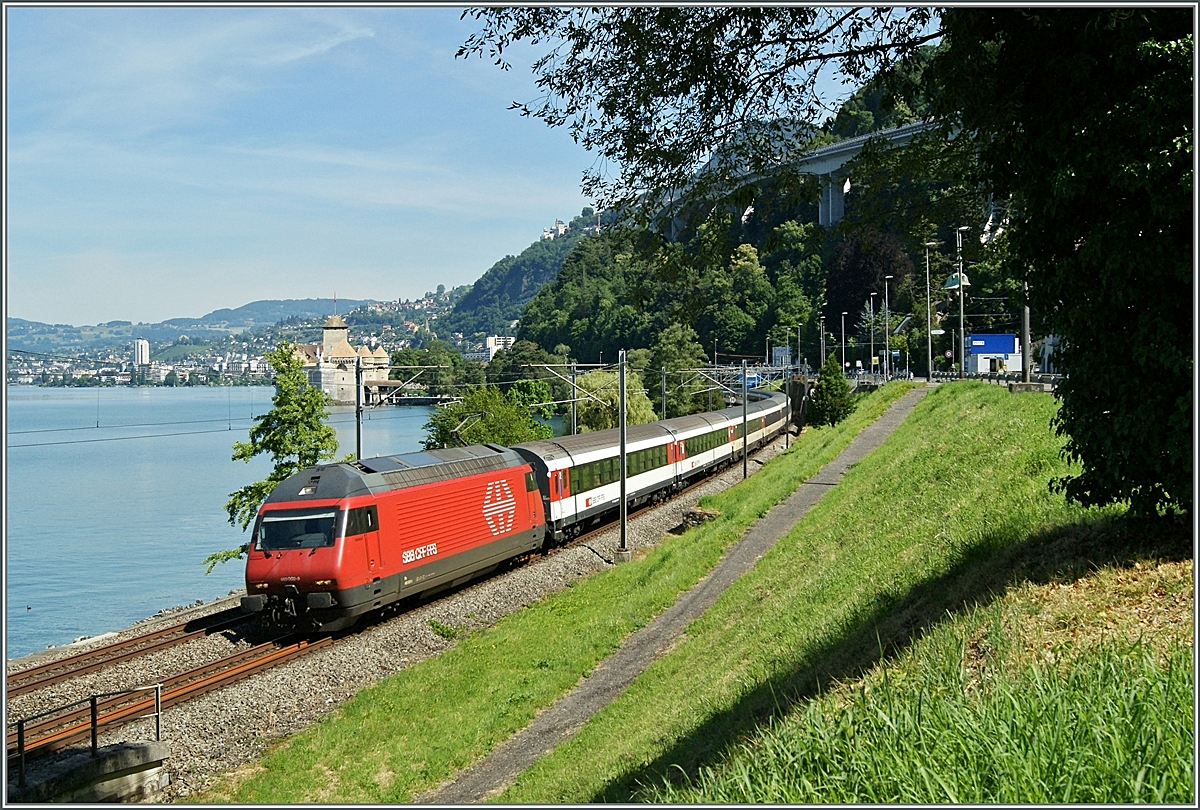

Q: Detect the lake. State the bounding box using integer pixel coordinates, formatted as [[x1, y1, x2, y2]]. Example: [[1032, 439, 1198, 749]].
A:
[[4, 386, 437, 660]]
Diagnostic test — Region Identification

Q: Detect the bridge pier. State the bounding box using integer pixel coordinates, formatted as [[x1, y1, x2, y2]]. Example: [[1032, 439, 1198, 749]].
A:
[[819, 174, 849, 226]]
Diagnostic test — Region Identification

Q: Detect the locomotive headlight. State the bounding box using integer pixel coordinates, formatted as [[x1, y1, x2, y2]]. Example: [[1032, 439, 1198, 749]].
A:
[[315, 579, 334, 586], [253, 583, 269, 590]]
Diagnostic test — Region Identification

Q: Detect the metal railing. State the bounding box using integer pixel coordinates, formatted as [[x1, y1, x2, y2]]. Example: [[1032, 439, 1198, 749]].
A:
[[9, 683, 162, 788]]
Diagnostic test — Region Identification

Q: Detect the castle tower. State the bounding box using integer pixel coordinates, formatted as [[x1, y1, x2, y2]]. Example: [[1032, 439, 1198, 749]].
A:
[[321, 314, 349, 358]]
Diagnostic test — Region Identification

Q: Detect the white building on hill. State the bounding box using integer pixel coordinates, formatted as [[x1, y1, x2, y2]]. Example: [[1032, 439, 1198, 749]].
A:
[[463, 335, 516, 363]]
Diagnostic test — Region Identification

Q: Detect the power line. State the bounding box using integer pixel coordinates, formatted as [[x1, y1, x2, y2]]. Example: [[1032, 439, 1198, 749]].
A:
[[7, 407, 434, 448]]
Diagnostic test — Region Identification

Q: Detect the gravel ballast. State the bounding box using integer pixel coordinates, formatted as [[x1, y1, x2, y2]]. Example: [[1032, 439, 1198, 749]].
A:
[[9, 439, 788, 802]]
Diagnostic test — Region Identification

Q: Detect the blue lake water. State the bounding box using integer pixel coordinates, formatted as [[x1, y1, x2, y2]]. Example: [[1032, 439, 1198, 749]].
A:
[[4, 386, 438, 660]]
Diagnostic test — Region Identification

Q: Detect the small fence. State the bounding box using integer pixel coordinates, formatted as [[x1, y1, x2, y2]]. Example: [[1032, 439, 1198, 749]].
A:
[[9, 684, 162, 788], [931, 370, 1062, 389]]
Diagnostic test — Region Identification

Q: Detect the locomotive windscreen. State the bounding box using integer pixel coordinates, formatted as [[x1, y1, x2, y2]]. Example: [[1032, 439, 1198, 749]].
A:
[[257, 508, 341, 550]]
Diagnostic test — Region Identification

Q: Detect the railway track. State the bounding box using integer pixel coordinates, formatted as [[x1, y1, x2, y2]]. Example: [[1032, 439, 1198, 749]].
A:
[[5, 607, 246, 699], [6, 633, 331, 766]]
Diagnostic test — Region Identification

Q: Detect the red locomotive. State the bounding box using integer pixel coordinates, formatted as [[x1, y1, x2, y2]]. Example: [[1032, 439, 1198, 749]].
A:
[[240, 445, 544, 631]]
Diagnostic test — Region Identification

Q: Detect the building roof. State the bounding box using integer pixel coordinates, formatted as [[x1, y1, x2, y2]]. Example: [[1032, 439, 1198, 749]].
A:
[[326, 338, 357, 360], [357, 344, 374, 358], [372, 346, 389, 359], [323, 314, 348, 329]]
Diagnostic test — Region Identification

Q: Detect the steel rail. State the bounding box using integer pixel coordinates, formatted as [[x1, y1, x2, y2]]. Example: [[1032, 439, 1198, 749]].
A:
[[6, 608, 244, 697], [6, 609, 247, 698], [6, 634, 329, 762]]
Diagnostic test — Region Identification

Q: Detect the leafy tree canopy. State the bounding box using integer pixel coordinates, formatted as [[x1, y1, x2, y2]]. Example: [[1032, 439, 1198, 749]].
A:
[[574, 369, 658, 433], [649, 322, 711, 418], [422, 384, 552, 449], [926, 8, 1192, 515]]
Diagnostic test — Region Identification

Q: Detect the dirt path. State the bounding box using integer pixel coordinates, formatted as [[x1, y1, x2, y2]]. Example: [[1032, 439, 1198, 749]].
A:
[[416, 386, 930, 804]]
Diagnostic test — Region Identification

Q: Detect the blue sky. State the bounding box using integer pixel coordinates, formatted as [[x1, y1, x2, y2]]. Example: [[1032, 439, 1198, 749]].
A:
[[5, 6, 597, 326]]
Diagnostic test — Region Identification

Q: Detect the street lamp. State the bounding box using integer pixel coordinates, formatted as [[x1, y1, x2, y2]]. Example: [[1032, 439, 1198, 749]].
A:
[[869, 292, 877, 381], [841, 311, 848, 376], [884, 274, 893, 381], [956, 226, 969, 378], [819, 316, 825, 362], [925, 240, 938, 382]]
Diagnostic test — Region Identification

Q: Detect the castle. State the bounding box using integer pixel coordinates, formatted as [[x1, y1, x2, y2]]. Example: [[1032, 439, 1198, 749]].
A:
[[294, 315, 390, 404]]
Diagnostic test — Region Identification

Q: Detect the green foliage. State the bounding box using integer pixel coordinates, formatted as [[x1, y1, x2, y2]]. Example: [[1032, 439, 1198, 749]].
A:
[[807, 353, 854, 427], [206, 342, 339, 573], [518, 233, 654, 364], [390, 340, 483, 397], [649, 323, 710, 418], [574, 369, 657, 433], [422, 384, 552, 449], [826, 45, 934, 139], [506, 378, 555, 419], [928, 9, 1192, 515]]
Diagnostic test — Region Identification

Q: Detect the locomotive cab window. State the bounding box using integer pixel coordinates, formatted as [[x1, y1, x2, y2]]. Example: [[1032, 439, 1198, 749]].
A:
[[345, 505, 378, 538], [258, 508, 341, 550]]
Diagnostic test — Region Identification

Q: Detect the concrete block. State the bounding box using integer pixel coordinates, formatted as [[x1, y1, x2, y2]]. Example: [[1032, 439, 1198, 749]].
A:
[[7, 740, 170, 804], [1008, 382, 1050, 394]]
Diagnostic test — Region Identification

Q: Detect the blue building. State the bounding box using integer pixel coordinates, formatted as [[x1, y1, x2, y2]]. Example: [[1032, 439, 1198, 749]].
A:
[[965, 333, 1023, 374]]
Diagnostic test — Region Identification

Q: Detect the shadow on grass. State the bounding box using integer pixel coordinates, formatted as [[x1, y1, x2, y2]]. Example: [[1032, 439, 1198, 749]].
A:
[[591, 510, 1191, 802]]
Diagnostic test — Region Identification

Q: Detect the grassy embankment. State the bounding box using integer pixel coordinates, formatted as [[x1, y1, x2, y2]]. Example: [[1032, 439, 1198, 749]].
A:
[[197, 382, 916, 803], [498, 382, 1192, 803]]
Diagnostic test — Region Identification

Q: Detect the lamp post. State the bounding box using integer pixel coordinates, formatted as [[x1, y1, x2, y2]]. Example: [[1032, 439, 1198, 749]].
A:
[[925, 240, 937, 382], [819, 316, 825, 362], [841, 311, 847, 377], [884, 274, 893, 381], [956, 226, 969, 378], [869, 292, 876, 381], [617, 348, 630, 561]]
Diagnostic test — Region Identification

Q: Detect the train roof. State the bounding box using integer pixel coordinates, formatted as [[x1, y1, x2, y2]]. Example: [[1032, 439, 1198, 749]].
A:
[[513, 422, 673, 464], [262, 444, 527, 505]]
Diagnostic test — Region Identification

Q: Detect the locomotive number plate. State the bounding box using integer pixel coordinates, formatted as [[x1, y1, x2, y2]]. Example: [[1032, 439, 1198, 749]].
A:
[[402, 543, 438, 565]]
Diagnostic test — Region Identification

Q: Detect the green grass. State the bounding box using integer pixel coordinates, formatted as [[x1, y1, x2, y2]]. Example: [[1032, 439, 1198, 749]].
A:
[[650, 636, 1192, 803], [494, 382, 1192, 803], [196, 383, 916, 803]]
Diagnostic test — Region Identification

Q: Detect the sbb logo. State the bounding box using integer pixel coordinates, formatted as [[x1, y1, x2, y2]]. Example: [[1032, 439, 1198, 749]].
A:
[[483, 479, 516, 536]]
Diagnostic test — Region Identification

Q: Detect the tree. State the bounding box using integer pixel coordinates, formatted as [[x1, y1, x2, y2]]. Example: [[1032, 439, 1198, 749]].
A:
[[422, 384, 552, 449], [574, 369, 658, 433], [824, 226, 913, 324], [808, 353, 854, 427], [650, 322, 710, 418], [927, 8, 1192, 516], [204, 342, 339, 573]]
